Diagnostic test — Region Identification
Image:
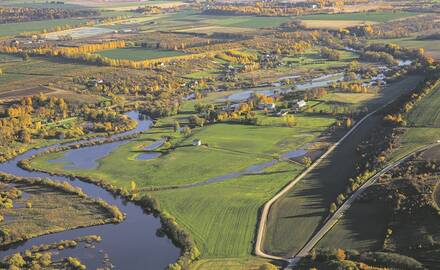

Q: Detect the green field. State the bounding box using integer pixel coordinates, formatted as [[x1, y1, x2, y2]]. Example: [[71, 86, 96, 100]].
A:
[[0, 18, 89, 37], [98, 47, 186, 60], [408, 85, 440, 127], [28, 84, 337, 264], [107, 10, 294, 32], [155, 161, 303, 258], [32, 115, 333, 189], [299, 11, 420, 22], [389, 84, 440, 160], [282, 48, 359, 68]]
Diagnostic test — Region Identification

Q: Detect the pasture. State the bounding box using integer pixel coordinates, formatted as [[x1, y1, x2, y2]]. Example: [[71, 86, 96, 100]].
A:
[[97, 47, 186, 60], [31, 116, 332, 189], [152, 161, 303, 258]]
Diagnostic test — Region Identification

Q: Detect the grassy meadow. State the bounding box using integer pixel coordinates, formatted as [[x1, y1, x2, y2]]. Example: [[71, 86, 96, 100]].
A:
[[31, 115, 333, 189], [154, 161, 303, 258]]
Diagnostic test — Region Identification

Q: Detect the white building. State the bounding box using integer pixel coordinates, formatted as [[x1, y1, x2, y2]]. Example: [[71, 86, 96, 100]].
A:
[[193, 139, 202, 146]]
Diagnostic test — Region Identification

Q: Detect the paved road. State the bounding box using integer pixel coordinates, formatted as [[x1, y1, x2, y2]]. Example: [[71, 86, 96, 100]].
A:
[[285, 142, 439, 269]]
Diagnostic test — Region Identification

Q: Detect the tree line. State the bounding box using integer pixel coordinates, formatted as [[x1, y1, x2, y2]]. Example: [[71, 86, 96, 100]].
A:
[[0, 6, 98, 24]]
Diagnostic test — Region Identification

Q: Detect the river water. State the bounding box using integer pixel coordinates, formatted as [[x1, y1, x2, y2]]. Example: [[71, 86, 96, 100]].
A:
[[0, 111, 180, 270]]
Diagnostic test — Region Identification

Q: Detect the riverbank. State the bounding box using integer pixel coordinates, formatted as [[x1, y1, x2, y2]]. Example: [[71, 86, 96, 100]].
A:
[[0, 174, 121, 247]]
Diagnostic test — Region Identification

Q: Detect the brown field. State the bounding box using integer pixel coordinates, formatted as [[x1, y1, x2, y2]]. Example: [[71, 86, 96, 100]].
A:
[[0, 85, 100, 104], [0, 86, 54, 101], [301, 20, 376, 30], [339, 3, 393, 13], [176, 26, 257, 34], [47, 86, 102, 104]]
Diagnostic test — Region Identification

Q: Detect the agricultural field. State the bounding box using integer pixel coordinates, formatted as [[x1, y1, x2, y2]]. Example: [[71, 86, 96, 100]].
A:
[[408, 85, 440, 127], [98, 47, 186, 60], [390, 84, 440, 160], [0, 55, 101, 101]]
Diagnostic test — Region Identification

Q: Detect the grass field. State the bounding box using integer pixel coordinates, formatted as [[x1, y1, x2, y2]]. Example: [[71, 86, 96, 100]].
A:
[[390, 84, 440, 160], [154, 161, 303, 258], [31, 115, 333, 189], [408, 85, 440, 127], [110, 11, 294, 32], [98, 47, 186, 60], [0, 181, 112, 245], [281, 48, 359, 69], [0, 18, 89, 37], [299, 11, 420, 22]]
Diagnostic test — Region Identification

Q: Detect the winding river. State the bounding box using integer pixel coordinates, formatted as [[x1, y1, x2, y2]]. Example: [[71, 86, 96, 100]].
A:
[[0, 111, 180, 270]]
